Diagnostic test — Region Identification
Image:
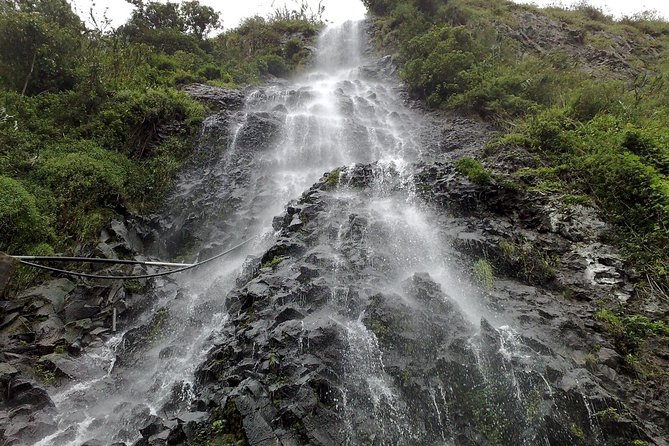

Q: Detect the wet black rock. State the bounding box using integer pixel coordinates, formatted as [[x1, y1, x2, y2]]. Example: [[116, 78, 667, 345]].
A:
[[12, 35, 668, 445], [414, 159, 667, 445], [181, 84, 245, 111], [171, 161, 666, 445], [235, 112, 284, 153], [5, 379, 53, 410]]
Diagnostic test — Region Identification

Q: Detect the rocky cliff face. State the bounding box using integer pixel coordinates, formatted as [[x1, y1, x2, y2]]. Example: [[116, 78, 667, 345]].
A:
[[176, 161, 665, 446], [2, 19, 668, 446]]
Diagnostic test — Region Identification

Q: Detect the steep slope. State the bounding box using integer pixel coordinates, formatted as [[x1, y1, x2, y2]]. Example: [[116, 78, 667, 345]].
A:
[[3, 11, 668, 446]]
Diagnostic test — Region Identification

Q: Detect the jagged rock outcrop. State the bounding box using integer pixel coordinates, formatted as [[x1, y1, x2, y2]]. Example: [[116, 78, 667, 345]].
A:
[[0, 220, 178, 446], [7, 19, 668, 446], [495, 9, 662, 78], [157, 163, 664, 446]]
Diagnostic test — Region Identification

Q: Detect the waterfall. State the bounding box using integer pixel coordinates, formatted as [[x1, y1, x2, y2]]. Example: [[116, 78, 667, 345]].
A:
[[32, 20, 610, 446]]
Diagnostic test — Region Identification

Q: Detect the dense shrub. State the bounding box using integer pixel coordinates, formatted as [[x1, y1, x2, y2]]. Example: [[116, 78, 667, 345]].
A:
[[0, 2, 85, 95], [580, 149, 669, 229], [400, 25, 481, 105], [284, 38, 302, 59], [35, 146, 129, 207], [0, 176, 52, 251], [197, 64, 222, 80], [455, 157, 491, 185], [93, 88, 204, 157], [259, 54, 289, 77], [568, 80, 624, 121]]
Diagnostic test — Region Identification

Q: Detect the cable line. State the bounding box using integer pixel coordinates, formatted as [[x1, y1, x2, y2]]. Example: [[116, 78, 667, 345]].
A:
[[9, 236, 257, 280], [13, 256, 194, 267]]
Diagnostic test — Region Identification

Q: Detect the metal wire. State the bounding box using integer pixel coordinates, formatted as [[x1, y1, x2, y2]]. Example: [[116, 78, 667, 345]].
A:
[[13, 256, 194, 267], [12, 237, 257, 280]]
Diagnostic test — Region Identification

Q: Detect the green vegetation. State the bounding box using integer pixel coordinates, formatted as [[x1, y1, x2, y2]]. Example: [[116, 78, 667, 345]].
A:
[[324, 168, 341, 188], [368, 318, 389, 337], [501, 113, 669, 280], [595, 308, 669, 356], [261, 256, 283, 269], [496, 240, 556, 285], [569, 423, 585, 440], [363, 0, 669, 289], [594, 407, 622, 423], [192, 400, 248, 446], [583, 352, 598, 372], [33, 363, 56, 386], [472, 259, 494, 290], [455, 157, 491, 185], [147, 307, 168, 343], [123, 280, 146, 294], [0, 0, 322, 291]]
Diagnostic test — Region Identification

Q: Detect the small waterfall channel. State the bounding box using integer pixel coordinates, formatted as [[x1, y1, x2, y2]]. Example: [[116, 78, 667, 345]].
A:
[[32, 20, 614, 446]]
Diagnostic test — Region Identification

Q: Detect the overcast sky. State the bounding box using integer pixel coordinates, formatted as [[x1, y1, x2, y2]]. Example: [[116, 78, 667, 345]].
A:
[[71, 0, 368, 30], [514, 0, 668, 18], [70, 0, 668, 31]]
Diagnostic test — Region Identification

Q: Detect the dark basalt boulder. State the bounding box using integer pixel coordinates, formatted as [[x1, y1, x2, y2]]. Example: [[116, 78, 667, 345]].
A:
[[181, 84, 245, 111]]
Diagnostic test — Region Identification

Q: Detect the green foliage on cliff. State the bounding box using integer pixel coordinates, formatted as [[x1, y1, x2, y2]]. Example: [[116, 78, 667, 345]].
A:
[[455, 157, 491, 185], [595, 308, 669, 355], [0, 0, 321, 273], [364, 0, 669, 286], [0, 176, 52, 251]]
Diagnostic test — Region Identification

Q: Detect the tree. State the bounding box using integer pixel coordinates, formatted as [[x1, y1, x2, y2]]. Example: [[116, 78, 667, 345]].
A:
[[0, 0, 85, 94], [122, 0, 220, 40], [181, 1, 220, 40]]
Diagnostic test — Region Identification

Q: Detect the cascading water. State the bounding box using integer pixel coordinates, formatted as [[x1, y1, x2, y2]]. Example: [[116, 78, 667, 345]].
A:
[[32, 19, 617, 446]]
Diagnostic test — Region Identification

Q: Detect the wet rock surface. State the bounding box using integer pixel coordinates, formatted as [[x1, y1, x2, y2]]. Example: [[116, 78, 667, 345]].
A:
[[158, 162, 664, 445], [5, 22, 668, 446], [0, 219, 180, 446], [181, 84, 246, 112], [414, 162, 668, 445]]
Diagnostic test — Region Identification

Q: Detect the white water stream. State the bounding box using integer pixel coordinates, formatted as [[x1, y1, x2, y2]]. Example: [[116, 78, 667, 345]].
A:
[[34, 20, 534, 446]]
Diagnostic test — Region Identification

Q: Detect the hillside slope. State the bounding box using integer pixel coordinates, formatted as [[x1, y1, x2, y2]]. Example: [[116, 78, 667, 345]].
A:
[[364, 0, 669, 441]]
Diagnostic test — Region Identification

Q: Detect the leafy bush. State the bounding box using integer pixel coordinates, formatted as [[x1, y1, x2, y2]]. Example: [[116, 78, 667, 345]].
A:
[[197, 63, 222, 80], [126, 137, 188, 211], [621, 125, 669, 175], [400, 25, 481, 105], [0, 3, 85, 95], [34, 145, 129, 210], [473, 259, 494, 289], [455, 157, 491, 185], [284, 38, 302, 59], [324, 169, 341, 188], [595, 308, 669, 354], [496, 239, 556, 284], [171, 69, 204, 85], [258, 54, 289, 78], [514, 109, 579, 155], [568, 80, 624, 121], [579, 146, 669, 230], [0, 176, 52, 251], [94, 88, 204, 157]]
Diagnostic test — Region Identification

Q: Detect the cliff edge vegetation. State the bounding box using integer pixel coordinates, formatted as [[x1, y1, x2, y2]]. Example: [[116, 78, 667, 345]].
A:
[[0, 0, 322, 290], [364, 0, 669, 396]]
